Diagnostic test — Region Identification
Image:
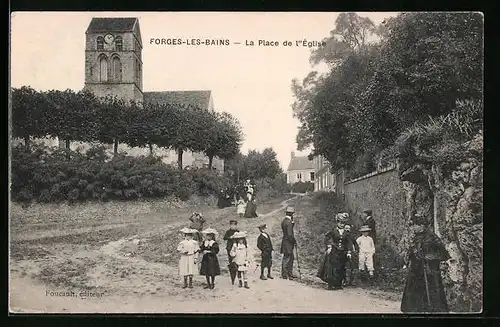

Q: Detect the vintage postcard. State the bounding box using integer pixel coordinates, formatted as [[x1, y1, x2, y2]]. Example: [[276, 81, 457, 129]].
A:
[[9, 11, 483, 314]]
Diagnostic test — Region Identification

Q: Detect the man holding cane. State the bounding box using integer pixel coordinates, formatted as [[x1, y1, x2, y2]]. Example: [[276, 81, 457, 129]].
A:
[[280, 205, 298, 280]]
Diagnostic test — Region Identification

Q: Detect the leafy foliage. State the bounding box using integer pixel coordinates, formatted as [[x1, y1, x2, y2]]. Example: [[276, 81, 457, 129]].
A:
[[292, 12, 483, 179], [291, 181, 314, 193], [10, 144, 231, 203], [11, 88, 243, 169]]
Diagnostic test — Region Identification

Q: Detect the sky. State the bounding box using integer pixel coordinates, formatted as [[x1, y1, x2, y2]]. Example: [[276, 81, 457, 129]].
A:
[[10, 12, 397, 169]]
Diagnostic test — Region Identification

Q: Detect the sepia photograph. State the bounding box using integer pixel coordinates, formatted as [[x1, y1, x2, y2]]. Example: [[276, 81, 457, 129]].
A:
[[9, 11, 483, 314]]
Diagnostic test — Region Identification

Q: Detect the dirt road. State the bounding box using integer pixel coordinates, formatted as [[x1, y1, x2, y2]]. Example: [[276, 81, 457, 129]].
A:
[[9, 195, 401, 314]]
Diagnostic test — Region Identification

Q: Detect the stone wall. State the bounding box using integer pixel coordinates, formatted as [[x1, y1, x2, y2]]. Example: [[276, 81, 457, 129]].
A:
[[343, 166, 406, 260], [398, 132, 483, 312]]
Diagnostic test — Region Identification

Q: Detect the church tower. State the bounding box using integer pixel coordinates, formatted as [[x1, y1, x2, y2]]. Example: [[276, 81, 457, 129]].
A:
[[84, 17, 143, 103]]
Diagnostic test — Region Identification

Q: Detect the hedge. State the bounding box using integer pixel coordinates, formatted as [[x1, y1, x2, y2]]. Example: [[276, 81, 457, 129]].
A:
[[10, 144, 231, 203]]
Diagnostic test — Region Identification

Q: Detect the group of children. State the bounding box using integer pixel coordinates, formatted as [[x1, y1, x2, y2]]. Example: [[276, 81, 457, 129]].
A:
[[177, 220, 273, 290], [177, 214, 376, 291]]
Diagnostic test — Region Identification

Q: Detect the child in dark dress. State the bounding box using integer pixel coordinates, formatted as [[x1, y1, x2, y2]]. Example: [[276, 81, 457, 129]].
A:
[[200, 228, 221, 289]]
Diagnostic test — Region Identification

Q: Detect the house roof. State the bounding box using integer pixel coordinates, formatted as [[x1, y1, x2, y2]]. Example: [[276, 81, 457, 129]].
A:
[[86, 18, 138, 33], [287, 156, 315, 171], [143, 91, 212, 110]]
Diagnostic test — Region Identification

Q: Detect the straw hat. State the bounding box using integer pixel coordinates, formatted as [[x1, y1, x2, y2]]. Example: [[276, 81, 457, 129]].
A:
[[285, 206, 295, 213], [336, 212, 349, 222], [359, 225, 371, 232], [180, 227, 197, 234], [231, 231, 248, 239], [201, 228, 218, 236]]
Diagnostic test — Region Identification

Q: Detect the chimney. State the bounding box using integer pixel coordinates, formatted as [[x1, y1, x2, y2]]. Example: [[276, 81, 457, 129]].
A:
[[291, 151, 295, 158]]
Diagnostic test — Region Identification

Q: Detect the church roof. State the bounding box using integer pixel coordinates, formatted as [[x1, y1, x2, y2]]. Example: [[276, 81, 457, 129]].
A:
[[143, 91, 212, 110], [86, 18, 138, 33], [287, 156, 314, 172]]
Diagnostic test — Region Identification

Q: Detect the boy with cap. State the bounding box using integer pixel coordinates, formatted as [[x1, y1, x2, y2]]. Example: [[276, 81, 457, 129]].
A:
[[257, 224, 274, 280], [356, 225, 376, 281]]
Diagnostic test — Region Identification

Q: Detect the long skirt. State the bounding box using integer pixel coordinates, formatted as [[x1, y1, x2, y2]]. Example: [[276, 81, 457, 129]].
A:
[[317, 250, 347, 287], [179, 254, 197, 276], [200, 253, 221, 276], [244, 202, 258, 218], [401, 259, 449, 313]]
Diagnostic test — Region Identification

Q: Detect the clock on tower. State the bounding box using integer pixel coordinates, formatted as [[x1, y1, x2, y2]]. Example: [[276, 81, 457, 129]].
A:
[[104, 34, 114, 44]]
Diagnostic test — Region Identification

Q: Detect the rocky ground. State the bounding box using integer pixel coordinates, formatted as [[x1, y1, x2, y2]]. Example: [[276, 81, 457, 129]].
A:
[[10, 194, 401, 314]]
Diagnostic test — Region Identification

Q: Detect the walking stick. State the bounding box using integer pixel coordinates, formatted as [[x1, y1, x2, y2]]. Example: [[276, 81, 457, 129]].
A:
[[295, 246, 302, 279], [422, 258, 432, 309]]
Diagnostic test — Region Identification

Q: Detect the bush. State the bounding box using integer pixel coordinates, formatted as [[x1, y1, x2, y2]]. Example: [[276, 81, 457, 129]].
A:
[[291, 181, 314, 193], [10, 144, 226, 203]]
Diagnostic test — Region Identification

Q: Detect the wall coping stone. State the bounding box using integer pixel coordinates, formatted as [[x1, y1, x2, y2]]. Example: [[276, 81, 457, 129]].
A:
[[345, 163, 397, 185]]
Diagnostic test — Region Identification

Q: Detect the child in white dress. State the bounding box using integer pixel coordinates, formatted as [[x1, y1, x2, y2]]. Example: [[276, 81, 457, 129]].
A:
[[177, 228, 200, 289], [237, 198, 246, 217], [230, 231, 251, 289]]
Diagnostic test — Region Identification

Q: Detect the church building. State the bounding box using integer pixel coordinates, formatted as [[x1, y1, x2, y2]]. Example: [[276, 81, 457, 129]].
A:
[[74, 17, 223, 171]]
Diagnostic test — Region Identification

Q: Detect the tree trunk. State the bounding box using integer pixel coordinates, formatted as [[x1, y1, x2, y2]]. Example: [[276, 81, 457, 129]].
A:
[[208, 155, 213, 170], [148, 143, 153, 156], [113, 139, 119, 156], [65, 139, 70, 149], [177, 149, 183, 170], [23, 135, 30, 151]]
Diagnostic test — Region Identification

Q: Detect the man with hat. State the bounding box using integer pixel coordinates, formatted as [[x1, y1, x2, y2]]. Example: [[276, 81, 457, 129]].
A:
[[223, 220, 243, 285], [401, 213, 450, 313], [280, 205, 297, 279], [257, 224, 274, 280], [362, 209, 377, 244]]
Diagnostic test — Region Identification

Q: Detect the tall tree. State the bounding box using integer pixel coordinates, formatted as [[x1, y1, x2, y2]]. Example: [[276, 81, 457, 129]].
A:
[[11, 87, 49, 150], [204, 111, 243, 169]]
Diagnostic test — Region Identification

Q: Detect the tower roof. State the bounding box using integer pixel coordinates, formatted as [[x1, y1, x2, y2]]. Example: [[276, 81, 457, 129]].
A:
[[143, 91, 212, 110], [86, 18, 138, 33]]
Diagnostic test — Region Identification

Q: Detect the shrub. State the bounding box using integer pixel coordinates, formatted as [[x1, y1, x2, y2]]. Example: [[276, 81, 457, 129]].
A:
[[10, 144, 227, 203], [291, 181, 314, 193]]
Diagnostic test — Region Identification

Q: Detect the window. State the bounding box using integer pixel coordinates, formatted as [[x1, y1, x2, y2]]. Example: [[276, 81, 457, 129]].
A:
[[96, 36, 104, 50], [115, 36, 123, 51], [111, 56, 122, 81], [297, 173, 302, 180], [310, 172, 315, 181], [98, 55, 108, 82], [136, 58, 141, 84]]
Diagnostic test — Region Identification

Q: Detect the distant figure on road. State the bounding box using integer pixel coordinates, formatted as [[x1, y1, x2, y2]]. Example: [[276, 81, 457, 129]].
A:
[[280, 205, 297, 279], [401, 214, 450, 313], [217, 188, 232, 209], [236, 197, 246, 217]]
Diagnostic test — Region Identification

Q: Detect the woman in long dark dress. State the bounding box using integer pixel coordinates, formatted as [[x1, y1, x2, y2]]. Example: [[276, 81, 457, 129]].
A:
[[401, 214, 451, 313], [200, 228, 221, 289], [317, 213, 354, 290], [243, 196, 258, 218]]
